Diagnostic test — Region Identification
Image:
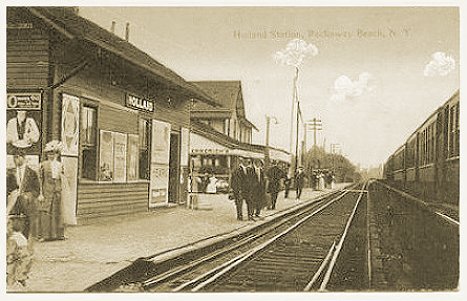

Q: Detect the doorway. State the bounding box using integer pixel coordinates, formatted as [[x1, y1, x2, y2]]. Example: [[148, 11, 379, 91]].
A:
[[168, 132, 180, 203]]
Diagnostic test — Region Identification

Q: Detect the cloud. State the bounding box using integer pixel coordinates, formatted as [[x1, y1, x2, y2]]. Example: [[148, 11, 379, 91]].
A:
[[330, 72, 374, 102], [423, 52, 455, 77], [274, 39, 318, 68]]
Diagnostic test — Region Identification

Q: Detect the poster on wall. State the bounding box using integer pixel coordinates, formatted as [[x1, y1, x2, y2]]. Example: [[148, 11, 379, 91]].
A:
[[127, 134, 139, 181], [180, 127, 190, 167], [6, 92, 42, 156], [113, 132, 127, 183], [99, 130, 114, 181], [61, 157, 78, 225], [152, 119, 171, 164], [149, 119, 171, 207], [61, 94, 80, 157]]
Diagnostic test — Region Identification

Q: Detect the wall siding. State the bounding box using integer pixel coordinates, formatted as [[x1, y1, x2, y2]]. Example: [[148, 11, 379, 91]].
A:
[[77, 182, 149, 220], [7, 28, 50, 89]]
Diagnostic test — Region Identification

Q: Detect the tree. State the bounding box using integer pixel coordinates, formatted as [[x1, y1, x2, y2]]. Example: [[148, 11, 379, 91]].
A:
[[303, 145, 361, 182]]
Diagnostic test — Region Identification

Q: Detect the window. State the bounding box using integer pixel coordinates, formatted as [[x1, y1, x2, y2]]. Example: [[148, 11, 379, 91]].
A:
[[139, 119, 151, 180], [449, 104, 460, 158], [81, 106, 97, 179]]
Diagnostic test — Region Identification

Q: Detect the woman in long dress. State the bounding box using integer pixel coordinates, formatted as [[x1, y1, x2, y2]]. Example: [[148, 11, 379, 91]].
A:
[[38, 142, 66, 241]]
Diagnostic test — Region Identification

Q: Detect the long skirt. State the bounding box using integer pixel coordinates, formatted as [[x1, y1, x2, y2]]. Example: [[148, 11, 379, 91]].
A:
[[39, 192, 65, 241]]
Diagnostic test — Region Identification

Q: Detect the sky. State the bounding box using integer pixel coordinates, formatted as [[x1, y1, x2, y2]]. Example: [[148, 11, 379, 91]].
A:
[[79, 6, 459, 168]]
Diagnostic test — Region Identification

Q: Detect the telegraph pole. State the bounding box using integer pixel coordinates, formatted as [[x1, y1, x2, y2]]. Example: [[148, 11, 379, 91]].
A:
[[306, 118, 322, 147]]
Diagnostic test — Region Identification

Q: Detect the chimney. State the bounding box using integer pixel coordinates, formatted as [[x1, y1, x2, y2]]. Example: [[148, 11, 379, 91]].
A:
[[110, 21, 116, 34], [125, 22, 130, 41]]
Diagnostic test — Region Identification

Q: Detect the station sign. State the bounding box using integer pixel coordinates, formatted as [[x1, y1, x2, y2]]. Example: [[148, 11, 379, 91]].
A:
[[126, 94, 154, 112]]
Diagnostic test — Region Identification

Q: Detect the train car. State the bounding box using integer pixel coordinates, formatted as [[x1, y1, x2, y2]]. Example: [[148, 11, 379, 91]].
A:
[[383, 90, 459, 205]]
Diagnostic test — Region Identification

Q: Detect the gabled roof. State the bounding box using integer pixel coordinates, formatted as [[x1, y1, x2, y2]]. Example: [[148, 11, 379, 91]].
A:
[[191, 80, 258, 131], [23, 7, 219, 107]]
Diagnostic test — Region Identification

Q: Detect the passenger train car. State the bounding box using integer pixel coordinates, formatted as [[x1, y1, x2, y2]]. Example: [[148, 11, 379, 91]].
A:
[[383, 91, 459, 204]]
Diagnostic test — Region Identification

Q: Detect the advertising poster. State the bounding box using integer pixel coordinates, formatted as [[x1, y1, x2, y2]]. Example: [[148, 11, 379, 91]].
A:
[[61, 93, 80, 157], [61, 156, 78, 225], [99, 130, 114, 181], [113, 132, 127, 183], [6, 92, 42, 156], [149, 119, 171, 207], [127, 134, 139, 181]]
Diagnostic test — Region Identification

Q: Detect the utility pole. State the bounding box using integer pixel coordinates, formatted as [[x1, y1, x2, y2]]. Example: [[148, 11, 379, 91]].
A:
[[305, 118, 322, 147]]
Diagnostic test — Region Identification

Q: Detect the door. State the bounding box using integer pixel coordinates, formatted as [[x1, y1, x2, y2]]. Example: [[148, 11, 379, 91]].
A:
[[168, 132, 180, 203]]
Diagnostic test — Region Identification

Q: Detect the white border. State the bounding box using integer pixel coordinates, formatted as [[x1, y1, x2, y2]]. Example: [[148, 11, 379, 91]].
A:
[[1, 1, 465, 301]]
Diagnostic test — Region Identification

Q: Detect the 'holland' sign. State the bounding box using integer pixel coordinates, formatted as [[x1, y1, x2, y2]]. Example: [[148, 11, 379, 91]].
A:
[[126, 94, 154, 112]]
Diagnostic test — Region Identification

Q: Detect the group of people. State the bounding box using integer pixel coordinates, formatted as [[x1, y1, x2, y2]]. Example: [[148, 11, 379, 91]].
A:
[[229, 158, 339, 221], [230, 158, 307, 221], [310, 170, 336, 191], [195, 172, 218, 194], [6, 140, 75, 289]]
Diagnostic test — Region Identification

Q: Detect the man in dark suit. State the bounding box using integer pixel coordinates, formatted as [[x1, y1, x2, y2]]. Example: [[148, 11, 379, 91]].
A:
[[230, 157, 255, 221], [8, 151, 41, 238], [252, 159, 266, 219], [266, 161, 286, 210], [295, 166, 306, 200]]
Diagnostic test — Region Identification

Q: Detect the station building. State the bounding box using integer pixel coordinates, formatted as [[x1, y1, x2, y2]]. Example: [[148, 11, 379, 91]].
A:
[[6, 7, 219, 222], [188, 81, 291, 191]]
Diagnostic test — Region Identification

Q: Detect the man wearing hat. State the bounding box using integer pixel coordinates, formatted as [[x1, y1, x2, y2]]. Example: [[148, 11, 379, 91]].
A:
[[8, 149, 41, 239], [230, 157, 255, 221]]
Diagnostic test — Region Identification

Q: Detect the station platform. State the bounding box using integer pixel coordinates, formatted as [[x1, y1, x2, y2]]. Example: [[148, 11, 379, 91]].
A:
[[17, 184, 348, 292]]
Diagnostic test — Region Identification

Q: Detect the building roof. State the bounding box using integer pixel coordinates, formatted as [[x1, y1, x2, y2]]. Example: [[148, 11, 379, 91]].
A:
[[24, 7, 219, 107], [192, 121, 263, 153], [191, 80, 258, 131]]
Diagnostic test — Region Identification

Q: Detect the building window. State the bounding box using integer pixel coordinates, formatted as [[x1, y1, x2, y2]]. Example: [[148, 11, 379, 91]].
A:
[[139, 118, 151, 180], [449, 103, 460, 157], [81, 106, 97, 179]]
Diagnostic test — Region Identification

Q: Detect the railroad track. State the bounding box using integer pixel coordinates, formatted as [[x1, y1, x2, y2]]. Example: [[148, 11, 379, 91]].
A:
[[144, 182, 368, 292]]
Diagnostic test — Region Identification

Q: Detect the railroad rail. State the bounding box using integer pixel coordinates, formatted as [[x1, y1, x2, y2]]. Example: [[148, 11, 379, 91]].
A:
[[144, 182, 368, 292]]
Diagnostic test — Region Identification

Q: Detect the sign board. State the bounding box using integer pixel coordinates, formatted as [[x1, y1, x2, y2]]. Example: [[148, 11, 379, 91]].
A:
[[127, 134, 139, 181], [126, 94, 154, 112], [6, 92, 42, 155], [61, 94, 80, 156], [7, 93, 41, 110], [149, 119, 171, 207], [113, 132, 127, 183]]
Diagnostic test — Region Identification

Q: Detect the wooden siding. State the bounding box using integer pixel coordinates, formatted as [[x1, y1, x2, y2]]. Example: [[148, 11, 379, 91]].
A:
[[99, 104, 138, 134], [77, 182, 149, 219], [7, 28, 50, 89]]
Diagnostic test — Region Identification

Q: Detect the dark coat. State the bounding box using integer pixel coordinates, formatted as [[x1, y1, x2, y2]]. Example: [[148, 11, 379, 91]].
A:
[[9, 166, 41, 216], [295, 170, 306, 188], [251, 167, 266, 204], [230, 166, 254, 201], [266, 165, 286, 193]]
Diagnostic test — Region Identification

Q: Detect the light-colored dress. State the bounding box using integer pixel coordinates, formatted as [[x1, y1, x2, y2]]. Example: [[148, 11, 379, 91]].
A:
[[39, 160, 65, 240], [206, 176, 217, 194]]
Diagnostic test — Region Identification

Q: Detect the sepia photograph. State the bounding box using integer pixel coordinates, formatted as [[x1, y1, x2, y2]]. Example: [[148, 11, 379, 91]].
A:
[[2, 0, 463, 299]]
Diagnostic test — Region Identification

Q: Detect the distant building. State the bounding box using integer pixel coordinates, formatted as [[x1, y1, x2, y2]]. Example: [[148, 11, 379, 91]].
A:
[[190, 81, 258, 144]]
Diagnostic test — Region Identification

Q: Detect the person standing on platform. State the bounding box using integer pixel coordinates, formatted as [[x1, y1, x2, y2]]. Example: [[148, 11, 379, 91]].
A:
[[38, 141, 67, 241], [9, 149, 41, 240], [295, 166, 306, 200], [283, 174, 292, 199], [252, 159, 266, 219], [266, 161, 286, 210], [230, 157, 254, 221], [206, 172, 218, 194]]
